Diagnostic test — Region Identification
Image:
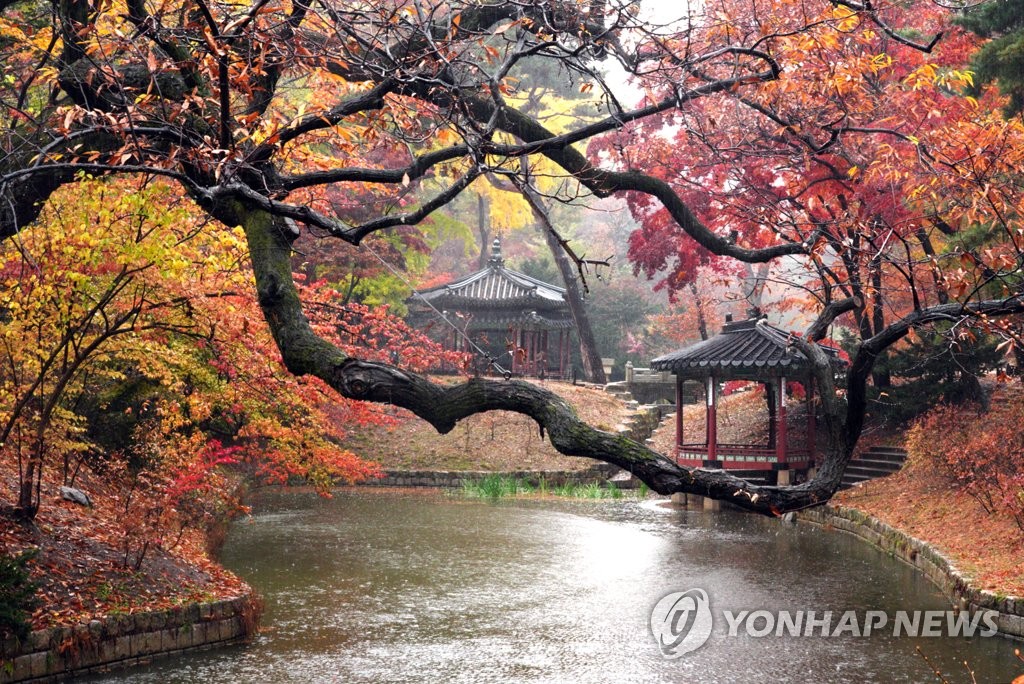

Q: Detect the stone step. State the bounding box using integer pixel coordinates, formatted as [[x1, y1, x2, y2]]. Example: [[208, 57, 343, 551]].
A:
[[862, 446, 908, 460], [849, 458, 904, 472], [844, 464, 901, 480]]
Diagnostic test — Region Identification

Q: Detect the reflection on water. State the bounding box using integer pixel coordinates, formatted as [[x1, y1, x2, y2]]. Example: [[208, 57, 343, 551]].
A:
[[86, 489, 1021, 683]]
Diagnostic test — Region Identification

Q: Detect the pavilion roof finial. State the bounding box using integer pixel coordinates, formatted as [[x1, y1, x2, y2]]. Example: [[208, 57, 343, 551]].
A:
[[489, 237, 503, 266]]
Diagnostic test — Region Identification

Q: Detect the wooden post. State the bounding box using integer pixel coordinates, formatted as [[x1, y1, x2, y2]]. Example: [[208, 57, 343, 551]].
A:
[[806, 377, 816, 462], [776, 375, 788, 464], [531, 331, 538, 375], [557, 330, 565, 377], [528, 329, 536, 374], [542, 330, 549, 375], [675, 376, 684, 460], [512, 328, 520, 374], [706, 375, 717, 462], [565, 331, 571, 375]]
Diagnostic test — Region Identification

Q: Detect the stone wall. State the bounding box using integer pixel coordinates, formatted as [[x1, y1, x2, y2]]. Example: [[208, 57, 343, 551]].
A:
[[797, 506, 1024, 640], [363, 464, 617, 489], [0, 595, 256, 682]]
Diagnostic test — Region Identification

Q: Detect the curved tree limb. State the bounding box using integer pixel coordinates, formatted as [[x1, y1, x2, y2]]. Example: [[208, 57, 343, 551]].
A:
[[229, 203, 844, 516]]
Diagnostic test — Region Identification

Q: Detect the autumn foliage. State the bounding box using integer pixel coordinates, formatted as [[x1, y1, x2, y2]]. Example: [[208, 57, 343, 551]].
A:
[[907, 386, 1024, 532], [598, 0, 1024, 352], [0, 177, 460, 529]]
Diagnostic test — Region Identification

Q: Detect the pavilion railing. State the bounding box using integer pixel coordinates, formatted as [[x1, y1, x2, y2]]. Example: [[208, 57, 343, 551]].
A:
[[675, 442, 812, 463]]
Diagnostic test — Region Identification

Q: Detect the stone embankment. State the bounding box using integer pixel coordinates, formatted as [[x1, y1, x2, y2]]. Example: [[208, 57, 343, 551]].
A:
[[796, 506, 1024, 640], [1, 595, 257, 682]]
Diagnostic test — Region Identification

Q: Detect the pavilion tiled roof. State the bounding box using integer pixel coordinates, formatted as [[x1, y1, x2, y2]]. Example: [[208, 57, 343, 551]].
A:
[[650, 318, 844, 378], [412, 239, 569, 313]]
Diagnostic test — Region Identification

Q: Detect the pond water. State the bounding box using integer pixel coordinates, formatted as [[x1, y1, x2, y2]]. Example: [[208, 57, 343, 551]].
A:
[[87, 489, 1021, 683]]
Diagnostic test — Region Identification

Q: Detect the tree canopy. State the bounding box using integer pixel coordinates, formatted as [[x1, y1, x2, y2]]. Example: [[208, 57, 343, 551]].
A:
[[2, 0, 1024, 516]]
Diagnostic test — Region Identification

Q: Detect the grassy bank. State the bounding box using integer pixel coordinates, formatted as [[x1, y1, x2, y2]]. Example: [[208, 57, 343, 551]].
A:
[[459, 474, 650, 500]]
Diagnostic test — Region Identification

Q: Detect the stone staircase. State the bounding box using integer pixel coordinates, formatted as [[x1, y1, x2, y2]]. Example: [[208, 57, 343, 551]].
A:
[[604, 381, 638, 408], [841, 445, 908, 489], [601, 383, 668, 488]]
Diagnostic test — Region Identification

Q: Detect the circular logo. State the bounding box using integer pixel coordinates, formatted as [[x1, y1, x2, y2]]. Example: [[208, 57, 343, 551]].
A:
[[650, 588, 713, 659]]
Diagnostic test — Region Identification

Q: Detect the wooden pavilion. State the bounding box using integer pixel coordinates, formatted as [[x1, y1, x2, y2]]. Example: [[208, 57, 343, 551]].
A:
[[650, 315, 845, 483], [407, 239, 575, 378]]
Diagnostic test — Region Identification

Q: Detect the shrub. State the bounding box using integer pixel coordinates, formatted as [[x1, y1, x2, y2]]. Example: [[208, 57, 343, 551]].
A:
[[907, 391, 1024, 531], [0, 549, 40, 640]]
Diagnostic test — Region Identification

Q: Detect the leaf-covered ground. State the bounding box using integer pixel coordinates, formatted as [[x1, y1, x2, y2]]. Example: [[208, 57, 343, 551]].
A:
[[837, 466, 1024, 596], [0, 466, 248, 631], [343, 379, 633, 472]]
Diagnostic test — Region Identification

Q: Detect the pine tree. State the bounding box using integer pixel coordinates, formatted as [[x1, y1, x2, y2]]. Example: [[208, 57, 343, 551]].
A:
[[958, 0, 1024, 115], [0, 549, 39, 640]]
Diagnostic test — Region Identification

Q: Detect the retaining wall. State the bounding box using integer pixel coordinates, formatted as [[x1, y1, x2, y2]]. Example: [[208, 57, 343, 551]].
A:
[[1, 595, 255, 682], [797, 506, 1024, 640], [363, 464, 616, 488]]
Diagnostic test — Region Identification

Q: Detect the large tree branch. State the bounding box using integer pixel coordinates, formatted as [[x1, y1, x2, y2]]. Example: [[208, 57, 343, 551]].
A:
[[845, 296, 1024, 445], [230, 204, 840, 516], [806, 296, 861, 342]]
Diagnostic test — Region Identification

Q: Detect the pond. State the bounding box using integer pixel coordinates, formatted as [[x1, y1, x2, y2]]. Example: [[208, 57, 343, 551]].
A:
[[87, 489, 1021, 683]]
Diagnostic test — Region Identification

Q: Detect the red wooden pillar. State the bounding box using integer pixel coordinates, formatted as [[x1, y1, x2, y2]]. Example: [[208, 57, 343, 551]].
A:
[[706, 375, 717, 462], [541, 330, 548, 374], [675, 376, 684, 460], [806, 377, 816, 462], [512, 328, 520, 374], [528, 331, 536, 375], [776, 376, 788, 464], [524, 331, 532, 375]]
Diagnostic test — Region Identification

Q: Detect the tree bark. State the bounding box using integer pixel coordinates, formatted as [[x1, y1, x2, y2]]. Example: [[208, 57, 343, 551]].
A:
[[519, 188, 607, 384], [476, 194, 491, 269], [689, 281, 709, 341], [233, 202, 852, 515]]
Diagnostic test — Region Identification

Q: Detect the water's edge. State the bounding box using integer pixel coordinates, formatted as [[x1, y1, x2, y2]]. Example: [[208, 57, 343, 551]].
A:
[[0, 595, 258, 683], [796, 505, 1024, 640]]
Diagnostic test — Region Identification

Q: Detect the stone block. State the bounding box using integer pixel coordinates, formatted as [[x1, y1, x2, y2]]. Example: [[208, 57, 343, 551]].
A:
[[177, 625, 193, 649], [184, 603, 201, 624], [160, 629, 178, 651], [114, 635, 132, 660], [87, 620, 103, 643], [26, 629, 50, 652], [998, 613, 1024, 638], [191, 622, 209, 646], [134, 613, 152, 632], [218, 619, 234, 641], [144, 631, 162, 655], [99, 637, 118, 663], [11, 655, 32, 682], [0, 636, 20, 660], [28, 651, 49, 678]]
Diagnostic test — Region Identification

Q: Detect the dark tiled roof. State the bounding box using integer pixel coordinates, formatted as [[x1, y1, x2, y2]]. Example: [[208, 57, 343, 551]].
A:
[[411, 239, 569, 313], [650, 318, 843, 377]]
